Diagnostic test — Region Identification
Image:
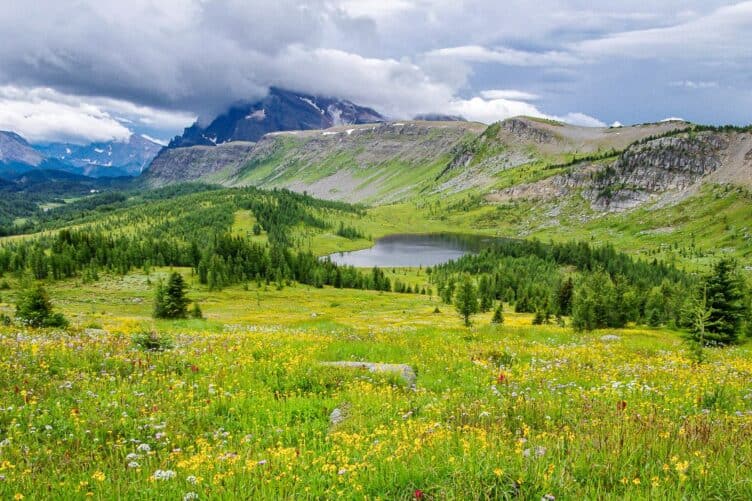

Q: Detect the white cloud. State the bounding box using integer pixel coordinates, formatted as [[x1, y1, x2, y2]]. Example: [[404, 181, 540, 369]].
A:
[[0, 86, 130, 144], [574, 2, 752, 61], [445, 96, 604, 127], [0, 0, 745, 137], [339, 0, 415, 19], [554, 112, 606, 128], [425, 45, 579, 67], [0, 86, 195, 144], [141, 134, 168, 146], [480, 89, 540, 101], [669, 80, 719, 89], [660, 117, 686, 123]]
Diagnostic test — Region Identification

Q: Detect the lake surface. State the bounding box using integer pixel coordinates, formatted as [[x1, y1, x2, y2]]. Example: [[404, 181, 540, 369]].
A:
[[326, 233, 490, 267]]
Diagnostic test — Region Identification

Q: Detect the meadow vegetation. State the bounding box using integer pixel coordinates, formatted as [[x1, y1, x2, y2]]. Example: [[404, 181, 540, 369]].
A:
[[1, 182, 752, 499]]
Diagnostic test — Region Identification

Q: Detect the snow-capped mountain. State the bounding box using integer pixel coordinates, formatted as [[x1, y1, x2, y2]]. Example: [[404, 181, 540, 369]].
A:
[[168, 87, 384, 148], [38, 134, 163, 177], [0, 131, 45, 170]]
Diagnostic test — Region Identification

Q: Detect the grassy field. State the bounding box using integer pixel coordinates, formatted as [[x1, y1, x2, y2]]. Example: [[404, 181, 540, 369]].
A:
[[1, 269, 751, 499]]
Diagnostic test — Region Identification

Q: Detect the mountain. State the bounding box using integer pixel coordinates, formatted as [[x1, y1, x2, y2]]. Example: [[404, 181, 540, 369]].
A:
[[168, 87, 385, 147], [144, 117, 700, 204], [6, 169, 131, 194], [146, 121, 486, 202], [38, 134, 162, 177], [0, 131, 45, 175]]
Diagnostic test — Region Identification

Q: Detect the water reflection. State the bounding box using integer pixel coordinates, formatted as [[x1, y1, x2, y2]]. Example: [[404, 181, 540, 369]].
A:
[[326, 233, 494, 267]]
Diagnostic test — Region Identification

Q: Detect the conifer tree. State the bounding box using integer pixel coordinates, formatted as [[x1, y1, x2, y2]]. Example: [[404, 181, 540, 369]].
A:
[[491, 303, 504, 325], [702, 259, 747, 345], [455, 275, 479, 327], [16, 285, 68, 328], [154, 272, 190, 319]]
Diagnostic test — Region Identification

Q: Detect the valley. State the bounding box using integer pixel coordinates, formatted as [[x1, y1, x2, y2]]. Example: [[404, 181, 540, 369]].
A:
[[2, 101, 752, 500]]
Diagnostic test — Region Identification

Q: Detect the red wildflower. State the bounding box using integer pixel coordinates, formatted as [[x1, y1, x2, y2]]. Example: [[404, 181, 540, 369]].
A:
[[497, 373, 507, 384], [616, 400, 627, 412], [414, 489, 424, 499]]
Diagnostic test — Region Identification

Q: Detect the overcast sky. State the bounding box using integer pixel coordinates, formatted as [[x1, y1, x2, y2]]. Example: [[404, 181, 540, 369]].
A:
[[0, 0, 750, 144]]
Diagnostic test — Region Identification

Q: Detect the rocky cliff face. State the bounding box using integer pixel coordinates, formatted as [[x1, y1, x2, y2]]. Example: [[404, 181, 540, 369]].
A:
[[588, 132, 727, 210], [0, 131, 44, 167], [144, 142, 256, 186], [488, 129, 745, 212]]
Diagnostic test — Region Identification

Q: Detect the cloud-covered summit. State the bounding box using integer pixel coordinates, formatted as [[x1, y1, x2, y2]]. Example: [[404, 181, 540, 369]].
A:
[[0, 1, 748, 143]]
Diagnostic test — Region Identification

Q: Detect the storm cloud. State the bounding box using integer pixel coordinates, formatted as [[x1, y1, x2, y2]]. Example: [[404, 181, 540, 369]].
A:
[[0, 0, 749, 142]]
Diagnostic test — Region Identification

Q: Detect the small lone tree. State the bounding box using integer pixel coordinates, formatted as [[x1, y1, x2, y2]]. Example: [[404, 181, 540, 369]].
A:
[[557, 277, 574, 316], [153, 272, 190, 319], [701, 259, 747, 346], [532, 309, 545, 325], [190, 303, 204, 319], [683, 283, 714, 363], [454, 275, 479, 327], [491, 303, 504, 325], [16, 285, 68, 328]]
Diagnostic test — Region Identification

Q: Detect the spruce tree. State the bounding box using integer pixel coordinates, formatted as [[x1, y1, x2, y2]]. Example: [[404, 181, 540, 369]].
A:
[[703, 259, 747, 345], [153, 272, 190, 319], [491, 303, 504, 325], [557, 277, 574, 316], [16, 285, 68, 328], [454, 275, 479, 327]]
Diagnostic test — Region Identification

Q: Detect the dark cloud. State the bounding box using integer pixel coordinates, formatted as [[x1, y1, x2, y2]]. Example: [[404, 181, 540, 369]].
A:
[[0, 0, 748, 142]]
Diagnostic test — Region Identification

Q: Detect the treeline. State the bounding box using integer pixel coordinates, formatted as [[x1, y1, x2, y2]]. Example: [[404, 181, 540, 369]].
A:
[[1, 183, 367, 239], [0, 228, 400, 294], [430, 239, 693, 329]]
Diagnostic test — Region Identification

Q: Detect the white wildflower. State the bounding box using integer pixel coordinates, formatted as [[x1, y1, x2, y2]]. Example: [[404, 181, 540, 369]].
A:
[[152, 469, 177, 480]]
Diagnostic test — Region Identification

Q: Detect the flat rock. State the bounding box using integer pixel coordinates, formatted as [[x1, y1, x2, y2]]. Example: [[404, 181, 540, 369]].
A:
[[321, 361, 417, 388]]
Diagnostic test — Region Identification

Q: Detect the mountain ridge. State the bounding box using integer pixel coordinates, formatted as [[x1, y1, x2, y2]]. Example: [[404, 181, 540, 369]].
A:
[[0, 132, 161, 179], [168, 87, 385, 148]]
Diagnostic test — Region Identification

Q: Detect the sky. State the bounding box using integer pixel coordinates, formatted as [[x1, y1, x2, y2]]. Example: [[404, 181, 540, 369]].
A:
[[0, 0, 750, 144]]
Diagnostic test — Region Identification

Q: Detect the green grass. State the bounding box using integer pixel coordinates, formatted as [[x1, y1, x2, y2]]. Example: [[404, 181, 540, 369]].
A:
[[1, 269, 752, 499]]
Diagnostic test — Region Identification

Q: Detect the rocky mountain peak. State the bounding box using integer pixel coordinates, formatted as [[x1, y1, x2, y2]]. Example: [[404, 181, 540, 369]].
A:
[[168, 87, 385, 148]]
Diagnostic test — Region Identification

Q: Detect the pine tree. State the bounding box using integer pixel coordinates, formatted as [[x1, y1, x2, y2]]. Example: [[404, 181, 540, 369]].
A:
[[479, 276, 494, 312], [703, 259, 747, 345], [491, 303, 504, 325], [557, 277, 574, 316], [15, 285, 68, 328], [153, 272, 190, 319], [571, 270, 622, 331], [532, 310, 545, 325], [454, 275, 479, 327]]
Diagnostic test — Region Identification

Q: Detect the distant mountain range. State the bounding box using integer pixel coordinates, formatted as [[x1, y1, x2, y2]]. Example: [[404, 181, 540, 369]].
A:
[[37, 134, 162, 177], [0, 131, 162, 179], [168, 87, 385, 147]]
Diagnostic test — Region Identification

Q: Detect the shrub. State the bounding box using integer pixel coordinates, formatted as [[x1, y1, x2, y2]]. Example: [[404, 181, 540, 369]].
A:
[[15, 285, 68, 328], [132, 330, 174, 352], [190, 303, 204, 319]]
